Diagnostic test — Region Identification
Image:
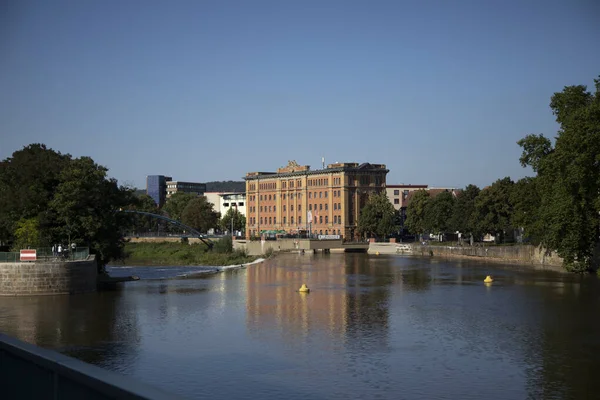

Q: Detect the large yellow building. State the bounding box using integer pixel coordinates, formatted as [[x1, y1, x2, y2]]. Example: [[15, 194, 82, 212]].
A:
[[245, 160, 388, 240]]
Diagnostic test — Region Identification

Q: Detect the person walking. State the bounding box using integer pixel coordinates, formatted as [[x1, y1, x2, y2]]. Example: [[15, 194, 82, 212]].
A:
[[57, 244, 63, 258], [52, 244, 56, 257]]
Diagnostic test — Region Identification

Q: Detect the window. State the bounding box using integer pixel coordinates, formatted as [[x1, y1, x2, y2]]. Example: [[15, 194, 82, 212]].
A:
[[309, 192, 312, 199], [394, 199, 400, 204], [291, 205, 294, 211], [291, 216, 294, 224], [260, 217, 263, 224], [314, 216, 317, 223], [319, 192, 322, 198], [298, 205, 301, 211], [283, 205, 286, 211], [325, 216, 328, 223], [268, 195, 271, 200], [319, 204, 323, 211], [283, 194, 286, 199], [334, 203, 337, 210], [273, 206, 276, 212], [319, 216, 323, 223], [274, 217, 276, 224], [268, 206, 271, 212], [325, 204, 328, 210], [309, 204, 312, 210], [239, 202, 244, 206], [260, 206, 263, 212], [325, 192, 328, 198], [334, 215, 337, 223], [298, 216, 302, 224], [394, 190, 400, 195], [283, 217, 286, 224]]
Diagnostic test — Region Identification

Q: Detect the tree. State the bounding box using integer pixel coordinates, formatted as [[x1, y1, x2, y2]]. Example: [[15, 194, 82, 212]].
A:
[[405, 190, 430, 238], [473, 177, 514, 243], [518, 77, 600, 271], [163, 192, 196, 222], [450, 184, 480, 242], [357, 191, 396, 238], [49, 156, 136, 268], [510, 177, 542, 243], [220, 207, 246, 233], [423, 191, 455, 236], [13, 217, 40, 250], [0, 144, 69, 245], [181, 196, 220, 233]]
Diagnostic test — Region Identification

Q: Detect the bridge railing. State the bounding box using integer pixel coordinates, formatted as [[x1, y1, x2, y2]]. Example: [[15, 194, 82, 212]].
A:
[[0, 333, 185, 399]]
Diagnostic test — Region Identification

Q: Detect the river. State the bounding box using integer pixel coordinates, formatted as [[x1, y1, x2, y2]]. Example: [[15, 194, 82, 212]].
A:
[[1, 253, 599, 399]]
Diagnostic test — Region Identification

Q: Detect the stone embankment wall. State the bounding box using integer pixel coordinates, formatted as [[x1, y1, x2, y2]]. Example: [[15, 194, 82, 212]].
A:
[[368, 243, 565, 271], [0, 257, 98, 296]]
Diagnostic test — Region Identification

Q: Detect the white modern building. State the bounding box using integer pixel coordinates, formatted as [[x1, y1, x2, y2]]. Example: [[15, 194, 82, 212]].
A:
[[204, 192, 246, 217]]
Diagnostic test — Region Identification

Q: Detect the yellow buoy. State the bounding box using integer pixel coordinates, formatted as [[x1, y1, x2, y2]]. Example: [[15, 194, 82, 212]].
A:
[[298, 283, 310, 293], [484, 275, 493, 283], [376, 251, 380, 256]]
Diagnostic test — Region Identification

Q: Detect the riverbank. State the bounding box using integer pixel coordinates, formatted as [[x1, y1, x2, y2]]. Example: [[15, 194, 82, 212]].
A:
[[368, 242, 566, 272], [116, 241, 259, 267]]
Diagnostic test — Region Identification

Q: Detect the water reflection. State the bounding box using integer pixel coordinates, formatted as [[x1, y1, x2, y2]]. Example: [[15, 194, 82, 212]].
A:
[[0, 289, 140, 372], [1, 254, 600, 399]]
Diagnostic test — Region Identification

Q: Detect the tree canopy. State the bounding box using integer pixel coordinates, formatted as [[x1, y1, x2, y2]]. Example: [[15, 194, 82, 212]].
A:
[[181, 196, 220, 233], [517, 77, 600, 271], [404, 190, 429, 237], [0, 144, 136, 268], [357, 191, 397, 238], [220, 207, 246, 233], [163, 192, 196, 222]]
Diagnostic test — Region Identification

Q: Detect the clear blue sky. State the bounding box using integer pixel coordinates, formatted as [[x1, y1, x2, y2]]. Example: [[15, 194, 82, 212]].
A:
[[1, 0, 598, 189]]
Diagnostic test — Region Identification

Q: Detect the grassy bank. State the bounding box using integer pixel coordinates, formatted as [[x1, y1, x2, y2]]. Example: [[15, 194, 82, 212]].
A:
[[115, 241, 257, 266]]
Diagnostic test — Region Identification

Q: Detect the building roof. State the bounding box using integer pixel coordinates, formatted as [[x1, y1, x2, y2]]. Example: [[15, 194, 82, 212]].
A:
[[386, 184, 428, 189], [245, 160, 388, 181]]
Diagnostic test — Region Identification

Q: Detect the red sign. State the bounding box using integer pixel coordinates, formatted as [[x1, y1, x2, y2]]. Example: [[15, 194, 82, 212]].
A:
[[20, 249, 37, 261]]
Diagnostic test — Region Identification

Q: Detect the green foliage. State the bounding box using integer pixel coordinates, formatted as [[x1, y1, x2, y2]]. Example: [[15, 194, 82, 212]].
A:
[[518, 76, 600, 271], [13, 217, 40, 250], [405, 190, 430, 236], [181, 196, 220, 232], [220, 207, 246, 233], [510, 177, 542, 243], [0, 144, 136, 269], [424, 191, 455, 234], [450, 184, 480, 238], [473, 177, 514, 243], [49, 156, 136, 266], [213, 235, 233, 253], [163, 192, 196, 221], [120, 241, 254, 266], [357, 191, 396, 238]]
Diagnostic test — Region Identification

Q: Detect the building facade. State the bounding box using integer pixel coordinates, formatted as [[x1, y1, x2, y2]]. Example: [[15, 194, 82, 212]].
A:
[[166, 181, 206, 198], [245, 161, 388, 240], [204, 192, 247, 217], [385, 184, 428, 211], [146, 175, 172, 207]]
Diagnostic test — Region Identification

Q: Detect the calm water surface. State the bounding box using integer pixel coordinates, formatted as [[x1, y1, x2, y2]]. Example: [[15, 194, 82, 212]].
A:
[[1, 253, 600, 399]]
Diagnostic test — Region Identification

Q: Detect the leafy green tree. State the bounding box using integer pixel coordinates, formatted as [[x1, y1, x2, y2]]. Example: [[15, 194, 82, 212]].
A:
[[163, 192, 196, 222], [49, 156, 136, 269], [405, 190, 430, 238], [518, 77, 600, 271], [0, 144, 69, 244], [220, 207, 246, 233], [13, 217, 40, 250], [357, 191, 396, 238], [510, 177, 542, 243], [424, 191, 455, 235], [181, 196, 220, 233], [450, 184, 480, 242], [473, 177, 514, 243]]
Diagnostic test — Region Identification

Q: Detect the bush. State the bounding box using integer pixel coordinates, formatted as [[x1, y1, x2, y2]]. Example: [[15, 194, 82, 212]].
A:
[[213, 235, 233, 254]]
